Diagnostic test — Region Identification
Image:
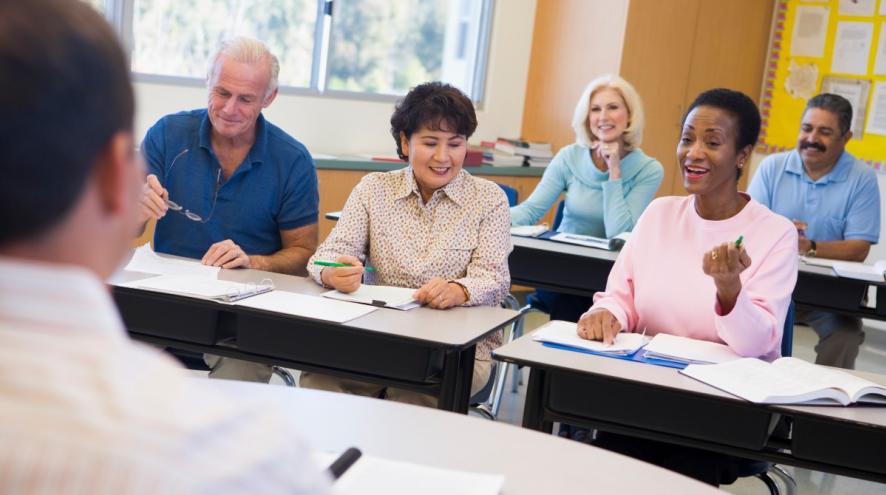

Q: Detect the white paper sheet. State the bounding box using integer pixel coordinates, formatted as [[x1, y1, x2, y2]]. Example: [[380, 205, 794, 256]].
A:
[[510, 225, 548, 237], [643, 334, 742, 365], [865, 82, 886, 135], [532, 320, 649, 356], [549, 232, 612, 250], [116, 274, 269, 302], [839, 0, 875, 16], [235, 290, 378, 323], [323, 285, 420, 310], [831, 260, 886, 282], [831, 22, 874, 75], [315, 452, 505, 495], [874, 23, 886, 75], [820, 77, 870, 136], [790, 5, 829, 57], [124, 244, 219, 277]]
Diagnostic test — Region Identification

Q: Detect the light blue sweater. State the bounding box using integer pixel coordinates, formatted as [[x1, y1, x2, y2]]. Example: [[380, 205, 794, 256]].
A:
[[510, 144, 664, 238]]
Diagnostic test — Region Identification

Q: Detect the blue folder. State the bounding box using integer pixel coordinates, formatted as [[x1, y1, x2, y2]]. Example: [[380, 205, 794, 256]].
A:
[[541, 342, 688, 370]]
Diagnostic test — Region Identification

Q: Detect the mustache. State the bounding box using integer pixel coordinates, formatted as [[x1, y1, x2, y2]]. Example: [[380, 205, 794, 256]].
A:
[[800, 141, 826, 152]]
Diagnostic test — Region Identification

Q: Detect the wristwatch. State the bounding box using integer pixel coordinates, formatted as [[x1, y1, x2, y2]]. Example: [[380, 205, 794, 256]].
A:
[[805, 240, 817, 257]]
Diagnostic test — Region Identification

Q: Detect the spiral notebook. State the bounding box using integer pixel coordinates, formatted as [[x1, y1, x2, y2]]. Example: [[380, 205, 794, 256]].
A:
[[116, 274, 274, 303]]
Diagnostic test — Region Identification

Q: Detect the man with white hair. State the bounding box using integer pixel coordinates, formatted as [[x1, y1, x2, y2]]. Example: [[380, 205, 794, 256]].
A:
[[0, 1, 329, 492], [140, 37, 319, 382]]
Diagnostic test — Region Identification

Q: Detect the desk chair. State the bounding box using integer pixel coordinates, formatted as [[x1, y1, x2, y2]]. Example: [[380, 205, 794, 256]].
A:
[[726, 301, 797, 495], [169, 348, 296, 386]]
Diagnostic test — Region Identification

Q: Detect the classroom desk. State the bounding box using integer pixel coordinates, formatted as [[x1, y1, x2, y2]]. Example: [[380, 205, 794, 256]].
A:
[[509, 235, 886, 321], [111, 265, 518, 414], [210, 382, 722, 494], [493, 335, 886, 483]]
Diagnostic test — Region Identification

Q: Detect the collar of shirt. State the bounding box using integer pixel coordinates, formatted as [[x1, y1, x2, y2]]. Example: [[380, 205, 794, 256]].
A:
[[395, 167, 469, 207], [197, 111, 269, 177], [786, 148, 854, 185], [0, 257, 126, 341]]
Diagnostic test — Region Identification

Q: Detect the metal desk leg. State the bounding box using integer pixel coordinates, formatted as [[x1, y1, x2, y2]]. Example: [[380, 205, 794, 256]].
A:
[[438, 345, 475, 414], [522, 368, 553, 433]]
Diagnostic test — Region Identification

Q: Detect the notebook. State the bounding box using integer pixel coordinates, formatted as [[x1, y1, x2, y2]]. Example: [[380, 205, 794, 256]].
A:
[[532, 320, 649, 356], [681, 357, 886, 406], [116, 274, 273, 303], [510, 225, 548, 238], [642, 333, 742, 365], [831, 260, 886, 283], [322, 284, 421, 310], [547, 231, 629, 251]]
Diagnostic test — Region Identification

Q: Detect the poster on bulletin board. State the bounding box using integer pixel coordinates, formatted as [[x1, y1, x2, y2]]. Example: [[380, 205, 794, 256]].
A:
[[760, 0, 886, 172]]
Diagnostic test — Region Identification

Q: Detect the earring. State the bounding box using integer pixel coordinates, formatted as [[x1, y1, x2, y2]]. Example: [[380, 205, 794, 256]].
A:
[[738, 162, 744, 169]]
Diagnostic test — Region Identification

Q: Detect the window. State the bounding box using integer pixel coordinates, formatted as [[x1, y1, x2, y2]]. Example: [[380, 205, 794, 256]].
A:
[[98, 0, 493, 101]]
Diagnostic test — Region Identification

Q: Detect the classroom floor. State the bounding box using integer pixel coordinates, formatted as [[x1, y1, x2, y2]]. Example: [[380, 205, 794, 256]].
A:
[[493, 310, 886, 495]]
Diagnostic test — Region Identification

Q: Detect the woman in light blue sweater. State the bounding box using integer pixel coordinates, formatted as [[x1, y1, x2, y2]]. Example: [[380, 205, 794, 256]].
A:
[[511, 74, 664, 323]]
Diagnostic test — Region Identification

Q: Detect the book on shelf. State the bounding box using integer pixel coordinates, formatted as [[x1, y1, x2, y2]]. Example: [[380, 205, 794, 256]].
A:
[[831, 260, 886, 283], [493, 141, 553, 159], [463, 148, 485, 166], [495, 137, 552, 151], [681, 357, 886, 405]]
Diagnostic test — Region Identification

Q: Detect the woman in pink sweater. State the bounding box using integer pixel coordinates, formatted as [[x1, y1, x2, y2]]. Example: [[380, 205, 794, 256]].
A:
[[575, 88, 798, 486], [578, 89, 797, 360]]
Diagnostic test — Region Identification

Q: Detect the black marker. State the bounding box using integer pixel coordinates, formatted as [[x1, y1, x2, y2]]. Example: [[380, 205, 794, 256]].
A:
[[328, 447, 362, 480]]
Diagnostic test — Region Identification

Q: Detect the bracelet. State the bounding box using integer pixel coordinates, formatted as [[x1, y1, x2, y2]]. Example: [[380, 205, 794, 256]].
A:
[[448, 281, 470, 303]]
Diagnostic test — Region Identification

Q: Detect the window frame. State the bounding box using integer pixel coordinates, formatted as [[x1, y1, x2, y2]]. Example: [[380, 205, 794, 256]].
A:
[[101, 0, 494, 104]]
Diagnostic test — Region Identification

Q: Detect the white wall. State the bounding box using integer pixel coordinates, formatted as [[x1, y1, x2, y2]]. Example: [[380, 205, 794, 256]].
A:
[[133, 0, 538, 156]]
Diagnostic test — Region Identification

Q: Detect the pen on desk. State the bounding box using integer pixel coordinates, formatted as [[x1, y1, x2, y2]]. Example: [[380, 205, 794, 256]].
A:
[[328, 447, 362, 480], [313, 261, 376, 273], [735, 235, 743, 249]]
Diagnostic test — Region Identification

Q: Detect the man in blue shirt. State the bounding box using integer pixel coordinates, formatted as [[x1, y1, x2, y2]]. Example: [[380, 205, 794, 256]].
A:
[[749, 93, 880, 369], [139, 37, 319, 382]]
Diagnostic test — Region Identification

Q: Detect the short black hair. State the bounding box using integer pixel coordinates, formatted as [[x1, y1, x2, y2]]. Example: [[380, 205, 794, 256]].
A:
[[683, 88, 760, 179], [0, 0, 134, 246], [806, 93, 852, 136], [390, 82, 477, 160]]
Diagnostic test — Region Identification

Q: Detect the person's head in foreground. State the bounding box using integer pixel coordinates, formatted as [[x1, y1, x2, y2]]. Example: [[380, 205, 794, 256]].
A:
[[0, 0, 140, 272], [390, 81, 478, 203], [797, 93, 852, 176]]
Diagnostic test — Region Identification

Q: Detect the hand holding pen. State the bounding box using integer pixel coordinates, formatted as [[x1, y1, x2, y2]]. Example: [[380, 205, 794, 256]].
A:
[[317, 255, 371, 293], [703, 235, 751, 314]]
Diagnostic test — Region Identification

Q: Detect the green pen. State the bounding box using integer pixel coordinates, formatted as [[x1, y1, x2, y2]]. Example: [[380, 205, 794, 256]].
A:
[[313, 260, 376, 273], [735, 235, 744, 249]]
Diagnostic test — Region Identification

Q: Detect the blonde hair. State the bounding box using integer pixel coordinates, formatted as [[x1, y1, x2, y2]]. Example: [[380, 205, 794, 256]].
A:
[[571, 74, 645, 150], [207, 36, 280, 99]]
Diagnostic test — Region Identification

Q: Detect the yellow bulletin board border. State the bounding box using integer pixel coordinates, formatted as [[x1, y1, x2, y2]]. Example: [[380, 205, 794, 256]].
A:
[[759, 0, 886, 173]]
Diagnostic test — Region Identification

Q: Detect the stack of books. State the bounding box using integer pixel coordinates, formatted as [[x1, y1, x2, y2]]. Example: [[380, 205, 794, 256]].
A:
[[478, 138, 554, 167]]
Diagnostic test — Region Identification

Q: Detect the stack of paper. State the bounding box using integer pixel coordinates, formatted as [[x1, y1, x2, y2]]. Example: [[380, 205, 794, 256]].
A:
[[124, 244, 219, 277], [510, 225, 548, 238], [643, 334, 742, 365], [315, 451, 505, 495], [831, 260, 886, 283], [532, 320, 649, 356], [235, 290, 377, 323], [115, 274, 272, 303], [323, 284, 420, 310]]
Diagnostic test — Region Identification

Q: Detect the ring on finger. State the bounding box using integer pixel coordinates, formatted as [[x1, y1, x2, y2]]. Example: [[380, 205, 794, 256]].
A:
[[711, 251, 719, 261]]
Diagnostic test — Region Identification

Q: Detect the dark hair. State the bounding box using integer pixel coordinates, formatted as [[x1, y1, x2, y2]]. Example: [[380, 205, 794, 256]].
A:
[[682, 88, 760, 179], [806, 93, 852, 136], [390, 82, 477, 160], [0, 0, 134, 246]]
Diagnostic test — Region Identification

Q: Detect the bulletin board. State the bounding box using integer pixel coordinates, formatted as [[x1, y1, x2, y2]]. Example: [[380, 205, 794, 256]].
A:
[[760, 0, 886, 172]]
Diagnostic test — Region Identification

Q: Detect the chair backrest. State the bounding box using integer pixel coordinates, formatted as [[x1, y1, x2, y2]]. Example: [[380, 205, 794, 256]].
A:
[[497, 183, 518, 207], [552, 200, 565, 231], [781, 300, 795, 357]]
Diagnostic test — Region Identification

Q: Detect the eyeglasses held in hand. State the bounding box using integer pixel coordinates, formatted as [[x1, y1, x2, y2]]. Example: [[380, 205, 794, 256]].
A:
[[164, 148, 221, 223]]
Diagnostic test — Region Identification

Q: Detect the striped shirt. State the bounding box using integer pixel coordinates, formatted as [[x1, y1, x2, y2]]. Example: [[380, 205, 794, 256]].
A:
[[0, 258, 330, 495]]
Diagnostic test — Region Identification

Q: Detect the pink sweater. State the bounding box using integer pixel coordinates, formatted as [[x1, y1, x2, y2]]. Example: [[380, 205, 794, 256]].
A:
[[590, 195, 798, 361]]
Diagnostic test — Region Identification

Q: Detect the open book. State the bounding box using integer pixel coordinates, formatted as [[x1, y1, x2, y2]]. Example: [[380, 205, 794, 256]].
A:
[[532, 320, 649, 356], [681, 357, 886, 406], [322, 284, 421, 310], [549, 231, 628, 251], [831, 260, 886, 283], [642, 333, 742, 365], [116, 274, 273, 303]]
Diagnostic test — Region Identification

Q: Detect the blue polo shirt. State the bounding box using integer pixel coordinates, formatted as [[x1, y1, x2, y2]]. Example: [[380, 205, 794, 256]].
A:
[[748, 149, 880, 243], [142, 109, 319, 259]]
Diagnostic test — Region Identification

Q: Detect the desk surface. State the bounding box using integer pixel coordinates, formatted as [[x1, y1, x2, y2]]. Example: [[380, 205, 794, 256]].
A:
[[116, 266, 517, 348], [495, 333, 886, 430], [210, 383, 721, 494]]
